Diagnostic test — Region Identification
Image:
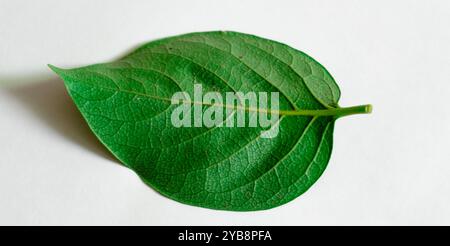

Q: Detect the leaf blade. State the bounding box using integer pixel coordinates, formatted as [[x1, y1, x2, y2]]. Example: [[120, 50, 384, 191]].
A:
[[50, 31, 368, 211]]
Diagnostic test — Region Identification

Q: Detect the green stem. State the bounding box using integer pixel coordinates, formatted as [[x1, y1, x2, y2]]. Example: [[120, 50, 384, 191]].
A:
[[185, 101, 373, 118], [277, 104, 372, 118]]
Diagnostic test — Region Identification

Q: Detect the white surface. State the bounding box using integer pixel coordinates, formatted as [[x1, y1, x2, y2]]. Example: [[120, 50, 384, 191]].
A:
[[1, 0, 450, 225]]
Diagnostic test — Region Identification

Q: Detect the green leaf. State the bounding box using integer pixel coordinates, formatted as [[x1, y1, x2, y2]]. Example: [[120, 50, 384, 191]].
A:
[[49, 31, 371, 211]]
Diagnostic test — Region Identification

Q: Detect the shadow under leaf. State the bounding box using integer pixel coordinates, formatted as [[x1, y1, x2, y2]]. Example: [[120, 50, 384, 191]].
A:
[[3, 77, 117, 162]]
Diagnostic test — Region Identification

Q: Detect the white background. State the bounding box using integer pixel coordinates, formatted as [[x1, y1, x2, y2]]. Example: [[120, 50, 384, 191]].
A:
[[1, 0, 449, 225]]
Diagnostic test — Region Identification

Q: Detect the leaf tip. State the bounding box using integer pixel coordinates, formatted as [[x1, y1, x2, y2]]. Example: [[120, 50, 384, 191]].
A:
[[48, 64, 66, 76]]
